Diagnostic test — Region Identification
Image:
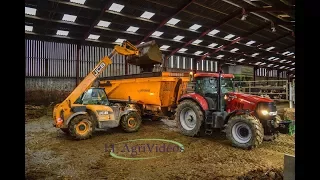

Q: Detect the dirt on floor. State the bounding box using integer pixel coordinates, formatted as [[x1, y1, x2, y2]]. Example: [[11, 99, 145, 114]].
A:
[[25, 107, 295, 180]]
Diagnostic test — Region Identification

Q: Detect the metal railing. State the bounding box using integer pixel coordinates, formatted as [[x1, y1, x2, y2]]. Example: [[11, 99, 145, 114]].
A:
[[234, 80, 289, 101]]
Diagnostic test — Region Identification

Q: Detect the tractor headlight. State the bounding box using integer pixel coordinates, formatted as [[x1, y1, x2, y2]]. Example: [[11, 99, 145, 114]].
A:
[[261, 110, 269, 116], [97, 110, 109, 115], [260, 110, 277, 116]]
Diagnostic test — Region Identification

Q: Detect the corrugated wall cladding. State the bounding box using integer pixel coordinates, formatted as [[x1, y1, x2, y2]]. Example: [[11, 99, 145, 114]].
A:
[[25, 39, 217, 78], [25, 77, 76, 91]]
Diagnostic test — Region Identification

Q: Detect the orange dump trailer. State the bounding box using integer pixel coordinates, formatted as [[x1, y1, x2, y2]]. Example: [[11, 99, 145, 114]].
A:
[[99, 71, 191, 119]]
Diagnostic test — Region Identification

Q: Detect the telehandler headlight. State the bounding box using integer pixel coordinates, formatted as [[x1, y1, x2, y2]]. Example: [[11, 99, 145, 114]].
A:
[[97, 110, 109, 115]]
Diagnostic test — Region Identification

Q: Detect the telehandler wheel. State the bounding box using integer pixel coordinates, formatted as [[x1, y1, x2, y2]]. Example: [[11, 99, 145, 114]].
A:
[[60, 128, 70, 134], [175, 100, 203, 137], [226, 114, 264, 150], [120, 111, 142, 133], [69, 115, 94, 140]]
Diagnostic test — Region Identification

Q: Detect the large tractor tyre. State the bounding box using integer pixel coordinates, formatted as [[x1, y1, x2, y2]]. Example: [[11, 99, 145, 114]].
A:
[[68, 115, 94, 140], [120, 111, 142, 133], [175, 100, 204, 137], [226, 114, 264, 150], [60, 128, 70, 134]]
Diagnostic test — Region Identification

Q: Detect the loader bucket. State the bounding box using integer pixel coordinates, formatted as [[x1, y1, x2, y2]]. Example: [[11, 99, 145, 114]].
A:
[[126, 41, 162, 66]]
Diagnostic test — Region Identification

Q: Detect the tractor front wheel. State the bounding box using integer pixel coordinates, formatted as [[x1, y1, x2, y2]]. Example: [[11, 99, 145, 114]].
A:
[[69, 115, 94, 140], [226, 114, 264, 149], [175, 100, 203, 137], [120, 111, 142, 133]]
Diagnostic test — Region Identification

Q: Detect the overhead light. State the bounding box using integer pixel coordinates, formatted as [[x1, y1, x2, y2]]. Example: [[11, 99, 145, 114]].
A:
[[273, 58, 280, 61], [192, 39, 203, 45], [126, 26, 139, 33], [109, 3, 124, 12], [25, 25, 33, 32], [255, 62, 261, 65], [224, 34, 235, 40], [160, 45, 170, 50], [115, 38, 126, 43], [194, 51, 203, 55], [282, 51, 290, 55], [230, 48, 239, 52], [167, 18, 180, 25], [285, 67, 290, 69], [208, 43, 218, 48], [279, 66, 285, 69], [237, 59, 245, 62], [246, 41, 256, 45], [140, 11, 155, 19], [260, 62, 266, 65], [25, 7, 37, 16], [280, 60, 287, 63], [268, 64, 274, 67], [87, 34, 100, 40], [291, 62, 295, 65], [178, 48, 188, 52], [290, 68, 295, 70], [266, 46, 275, 51], [97, 20, 111, 27], [274, 65, 279, 67], [268, 57, 275, 60], [151, 31, 163, 37], [252, 53, 259, 57], [207, 29, 220, 36], [241, 14, 248, 21], [189, 24, 201, 31], [62, 14, 77, 22], [173, 35, 184, 41], [56, 30, 69, 36], [217, 55, 224, 58], [271, 27, 276, 32], [287, 52, 294, 56], [286, 61, 292, 63], [70, 0, 86, 4], [278, 14, 290, 18]]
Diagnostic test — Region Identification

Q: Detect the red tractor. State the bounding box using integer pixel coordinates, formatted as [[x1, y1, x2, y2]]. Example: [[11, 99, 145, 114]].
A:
[[175, 70, 286, 149]]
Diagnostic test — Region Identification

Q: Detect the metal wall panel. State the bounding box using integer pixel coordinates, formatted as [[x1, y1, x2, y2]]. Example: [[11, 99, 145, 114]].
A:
[[26, 39, 218, 80]]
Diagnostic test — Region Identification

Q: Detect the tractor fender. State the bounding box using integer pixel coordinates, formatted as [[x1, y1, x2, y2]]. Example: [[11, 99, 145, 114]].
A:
[[224, 109, 252, 124], [66, 112, 88, 125], [178, 93, 208, 111]]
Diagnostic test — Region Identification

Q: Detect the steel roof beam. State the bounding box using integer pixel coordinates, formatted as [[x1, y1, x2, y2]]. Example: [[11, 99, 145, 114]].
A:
[[81, 0, 114, 44], [166, 6, 293, 60], [136, 0, 196, 44]]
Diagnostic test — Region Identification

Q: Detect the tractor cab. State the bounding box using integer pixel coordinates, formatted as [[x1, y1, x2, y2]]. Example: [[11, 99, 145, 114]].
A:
[[192, 73, 235, 111]]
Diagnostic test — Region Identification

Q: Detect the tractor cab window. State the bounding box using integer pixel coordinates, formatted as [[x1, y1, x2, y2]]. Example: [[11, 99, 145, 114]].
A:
[[195, 77, 234, 95], [75, 88, 109, 105]]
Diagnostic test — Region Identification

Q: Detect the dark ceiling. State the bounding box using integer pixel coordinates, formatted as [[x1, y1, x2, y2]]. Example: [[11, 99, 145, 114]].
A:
[[25, 0, 295, 72]]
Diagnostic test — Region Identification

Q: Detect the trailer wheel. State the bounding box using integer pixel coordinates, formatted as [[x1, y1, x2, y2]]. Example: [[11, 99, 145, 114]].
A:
[[175, 100, 203, 137], [226, 114, 263, 149], [69, 115, 94, 140], [120, 111, 142, 133]]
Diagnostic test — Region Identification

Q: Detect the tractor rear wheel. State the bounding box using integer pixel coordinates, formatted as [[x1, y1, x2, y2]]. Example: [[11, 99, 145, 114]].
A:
[[69, 115, 94, 140], [226, 114, 264, 149], [120, 111, 142, 133], [175, 100, 203, 137]]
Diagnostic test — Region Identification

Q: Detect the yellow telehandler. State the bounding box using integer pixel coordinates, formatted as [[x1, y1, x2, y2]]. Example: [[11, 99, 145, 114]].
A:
[[52, 40, 162, 140]]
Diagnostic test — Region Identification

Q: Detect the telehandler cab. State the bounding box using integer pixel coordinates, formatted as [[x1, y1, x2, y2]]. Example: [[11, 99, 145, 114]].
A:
[[52, 40, 162, 140]]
